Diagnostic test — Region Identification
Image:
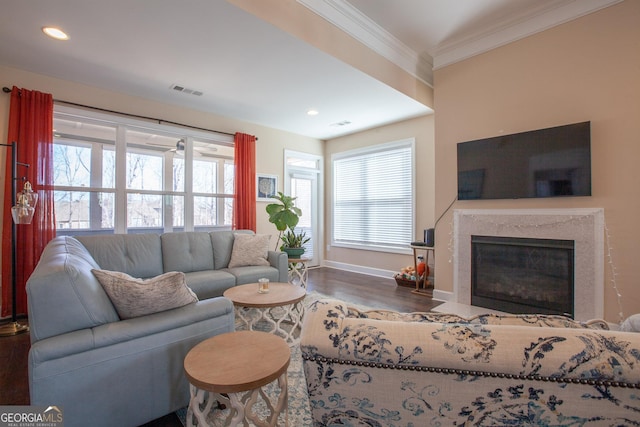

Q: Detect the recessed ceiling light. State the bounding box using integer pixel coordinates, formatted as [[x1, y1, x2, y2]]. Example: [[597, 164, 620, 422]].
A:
[[307, 109, 319, 116], [42, 27, 69, 41]]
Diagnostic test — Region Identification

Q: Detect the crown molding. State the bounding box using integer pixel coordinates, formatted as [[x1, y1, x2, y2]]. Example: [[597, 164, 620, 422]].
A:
[[298, 0, 621, 82], [434, 0, 623, 69], [297, 0, 433, 87]]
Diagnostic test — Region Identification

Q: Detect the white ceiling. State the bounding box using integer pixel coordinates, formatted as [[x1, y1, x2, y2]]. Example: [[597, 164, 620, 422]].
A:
[[0, 0, 620, 140]]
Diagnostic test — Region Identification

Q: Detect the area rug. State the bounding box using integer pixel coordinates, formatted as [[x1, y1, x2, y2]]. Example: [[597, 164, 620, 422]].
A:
[[177, 293, 340, 426], [305, 290, 375, 312]]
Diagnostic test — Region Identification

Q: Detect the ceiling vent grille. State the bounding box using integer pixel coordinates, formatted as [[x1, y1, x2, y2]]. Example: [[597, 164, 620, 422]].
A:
[[171, 84, 203, 97], [330, 120, 352, 127]]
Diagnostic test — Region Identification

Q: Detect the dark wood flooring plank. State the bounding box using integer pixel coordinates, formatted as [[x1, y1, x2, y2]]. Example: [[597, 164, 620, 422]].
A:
[[307, 267, 441, 313], [0, 322, 30, 405]]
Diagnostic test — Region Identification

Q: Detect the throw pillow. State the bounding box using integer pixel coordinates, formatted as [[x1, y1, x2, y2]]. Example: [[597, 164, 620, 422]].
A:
[[620, 314, 640, 332], [92, 269, 198, 319], [228, 233, 271, 268]]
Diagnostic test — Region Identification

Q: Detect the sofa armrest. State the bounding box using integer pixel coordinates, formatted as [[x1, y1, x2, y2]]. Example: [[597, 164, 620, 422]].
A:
[[301, 298, 640, 386], [30, 297, 234, 364], [27, 236, 120, 342], [268, 250, 288, 283]]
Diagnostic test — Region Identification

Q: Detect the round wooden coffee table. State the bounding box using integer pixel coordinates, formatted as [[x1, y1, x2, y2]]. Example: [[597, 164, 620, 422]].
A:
[[184, 330, 290, 427], [223, 282, 306, 345]]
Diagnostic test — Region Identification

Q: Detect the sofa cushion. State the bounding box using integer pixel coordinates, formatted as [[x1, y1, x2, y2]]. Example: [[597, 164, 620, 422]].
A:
[[184, 270, 237, 300], [226, 265, 280, 285], [228, 233, 271, 268], [77, 234, 164, 278], [210, 229, 253, 269], [92, 270, 198, 319], [161, 232, 214, 273]]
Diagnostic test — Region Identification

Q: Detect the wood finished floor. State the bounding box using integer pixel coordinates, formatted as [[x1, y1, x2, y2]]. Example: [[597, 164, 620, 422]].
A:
[[307, 266, 441, 313], [0, 267, 441, 426]]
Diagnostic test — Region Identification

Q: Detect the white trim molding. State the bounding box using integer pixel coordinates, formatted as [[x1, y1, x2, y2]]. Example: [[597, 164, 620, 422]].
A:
[[434, 0, 623, 69], [323, 260, 396, 283], [297, 0, 621, 83], [297, 0, 433, 86]]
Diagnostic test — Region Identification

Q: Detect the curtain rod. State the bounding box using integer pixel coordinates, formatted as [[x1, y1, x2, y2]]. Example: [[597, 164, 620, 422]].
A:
[[2, 86, 249, 139]]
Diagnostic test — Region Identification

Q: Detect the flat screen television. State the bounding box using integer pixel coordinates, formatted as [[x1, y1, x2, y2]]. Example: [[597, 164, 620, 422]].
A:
[[457, 121, 591, 200]]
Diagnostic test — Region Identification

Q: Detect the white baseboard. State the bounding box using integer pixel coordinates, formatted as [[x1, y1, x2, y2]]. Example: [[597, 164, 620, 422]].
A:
[[322, 260, 396, 284]]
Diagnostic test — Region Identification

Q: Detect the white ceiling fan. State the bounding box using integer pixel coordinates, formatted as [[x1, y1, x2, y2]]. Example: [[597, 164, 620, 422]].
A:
[[145, 138, 218, 158]]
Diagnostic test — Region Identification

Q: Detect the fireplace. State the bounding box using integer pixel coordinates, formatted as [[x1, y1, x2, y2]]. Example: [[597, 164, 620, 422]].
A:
[[471, 235, 574, 317], [447, 208, 604, 321]]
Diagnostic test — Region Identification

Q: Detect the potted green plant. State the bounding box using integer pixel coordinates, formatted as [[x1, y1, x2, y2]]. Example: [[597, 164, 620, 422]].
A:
[[265, 192, 308, 256], [279, 228, 310, 258]]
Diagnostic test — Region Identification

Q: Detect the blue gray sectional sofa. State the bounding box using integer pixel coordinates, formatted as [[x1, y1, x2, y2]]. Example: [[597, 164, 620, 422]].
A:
[[26, 230, 288, 427]]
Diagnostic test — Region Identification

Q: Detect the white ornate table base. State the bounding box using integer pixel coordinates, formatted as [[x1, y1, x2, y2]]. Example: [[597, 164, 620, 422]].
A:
[[187, 371, 288, 427], [236, 302, 304, 346], [287, 258, 309, 289]]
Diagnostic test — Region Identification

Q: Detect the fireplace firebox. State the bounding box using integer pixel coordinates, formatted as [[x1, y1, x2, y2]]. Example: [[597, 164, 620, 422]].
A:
[[471, 235, 574, 317]]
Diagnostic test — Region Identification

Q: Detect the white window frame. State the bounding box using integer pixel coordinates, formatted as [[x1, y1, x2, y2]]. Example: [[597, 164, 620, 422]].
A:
[[331, 138, 415, 255], [53, 104, 234, 235]]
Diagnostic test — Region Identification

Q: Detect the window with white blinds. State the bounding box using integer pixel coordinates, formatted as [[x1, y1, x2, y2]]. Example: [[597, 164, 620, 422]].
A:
[[332, 138, 414, 252]]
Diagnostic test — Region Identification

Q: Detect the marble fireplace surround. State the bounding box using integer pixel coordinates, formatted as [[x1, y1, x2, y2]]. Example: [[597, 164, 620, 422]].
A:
[[449, 208, 604, 321]]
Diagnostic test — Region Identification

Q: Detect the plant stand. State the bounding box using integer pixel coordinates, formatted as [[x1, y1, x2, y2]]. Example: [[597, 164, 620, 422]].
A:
[[410, 245, 434, 297], [287, 257, 310, 288]]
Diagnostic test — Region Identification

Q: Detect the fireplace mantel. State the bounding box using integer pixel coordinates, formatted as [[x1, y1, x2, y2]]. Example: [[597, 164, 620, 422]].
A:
[[452, 208, 604, 321]]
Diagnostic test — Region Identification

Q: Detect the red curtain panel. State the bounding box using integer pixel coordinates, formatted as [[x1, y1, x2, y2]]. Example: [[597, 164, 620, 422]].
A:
[[233, 132, 256, 231], [2, 86, 56, 317]]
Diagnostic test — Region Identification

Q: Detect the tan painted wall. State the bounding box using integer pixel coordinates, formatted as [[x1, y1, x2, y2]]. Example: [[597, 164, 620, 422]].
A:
[[0, 66, 323, 296], [324, 114, 435, 273], [433, 1, 640, 322]]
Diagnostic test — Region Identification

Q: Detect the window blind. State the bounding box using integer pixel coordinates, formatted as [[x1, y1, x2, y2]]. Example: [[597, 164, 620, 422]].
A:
[[333, 139, 414, 251]]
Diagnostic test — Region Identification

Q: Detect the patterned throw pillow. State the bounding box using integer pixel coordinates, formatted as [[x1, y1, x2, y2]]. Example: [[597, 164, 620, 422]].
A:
[[228, 233, 271, 268], [92, 269, 198, 319]]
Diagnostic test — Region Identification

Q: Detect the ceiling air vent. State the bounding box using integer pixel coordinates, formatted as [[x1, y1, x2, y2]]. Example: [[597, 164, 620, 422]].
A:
[[171, 84, 203, 97], [330, 120, 352, 127]]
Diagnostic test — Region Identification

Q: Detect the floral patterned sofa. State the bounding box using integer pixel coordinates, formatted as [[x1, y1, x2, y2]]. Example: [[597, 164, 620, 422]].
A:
[[300, 298, 640, 426]]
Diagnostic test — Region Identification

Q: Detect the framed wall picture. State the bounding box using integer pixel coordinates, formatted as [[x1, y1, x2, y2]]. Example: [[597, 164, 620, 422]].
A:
[[257, 174, 278, 201]]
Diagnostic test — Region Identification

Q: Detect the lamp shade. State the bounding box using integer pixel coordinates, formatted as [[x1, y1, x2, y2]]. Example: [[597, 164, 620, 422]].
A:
[[11, 204, 35, 224], [11, 180, 37, 224]]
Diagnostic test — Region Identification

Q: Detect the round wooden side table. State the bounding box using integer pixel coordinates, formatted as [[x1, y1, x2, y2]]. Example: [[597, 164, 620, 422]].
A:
[[223, 282, 306, 346], [184, 330, 290, 427]]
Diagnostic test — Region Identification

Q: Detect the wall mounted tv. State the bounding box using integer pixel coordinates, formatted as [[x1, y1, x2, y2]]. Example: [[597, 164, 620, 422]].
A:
[[457, 121, 591, 200]]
